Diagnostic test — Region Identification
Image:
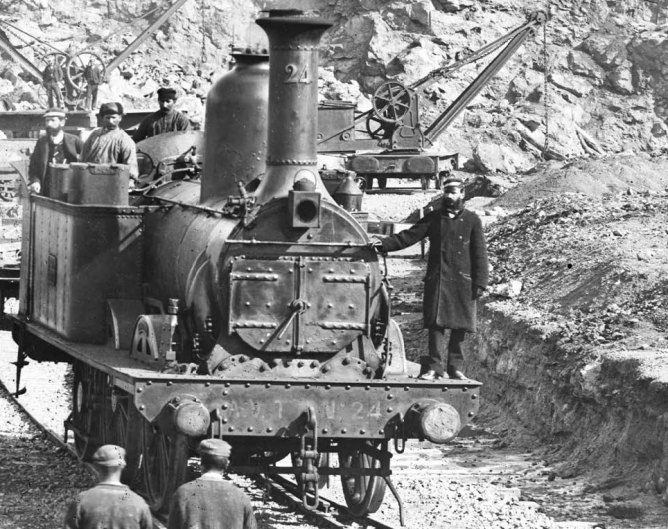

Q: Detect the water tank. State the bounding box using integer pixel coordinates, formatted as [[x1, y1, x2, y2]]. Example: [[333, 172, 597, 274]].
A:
[[200, 51, 269, 203]]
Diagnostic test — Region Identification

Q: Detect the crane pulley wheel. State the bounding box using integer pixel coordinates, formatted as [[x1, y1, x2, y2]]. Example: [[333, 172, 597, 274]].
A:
[[66, 51, 106, 95], [372, 81, 413, 124]]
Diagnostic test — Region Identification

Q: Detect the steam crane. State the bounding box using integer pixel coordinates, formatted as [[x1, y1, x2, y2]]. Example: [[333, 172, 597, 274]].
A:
[[317, 10, 547, 190]]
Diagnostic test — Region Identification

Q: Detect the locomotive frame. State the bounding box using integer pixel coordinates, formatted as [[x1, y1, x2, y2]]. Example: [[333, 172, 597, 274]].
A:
[[10, 9, 481, 523]]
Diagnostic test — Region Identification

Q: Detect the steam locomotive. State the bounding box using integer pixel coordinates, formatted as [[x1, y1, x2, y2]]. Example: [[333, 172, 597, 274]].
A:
[[10, 10, 480, 520]]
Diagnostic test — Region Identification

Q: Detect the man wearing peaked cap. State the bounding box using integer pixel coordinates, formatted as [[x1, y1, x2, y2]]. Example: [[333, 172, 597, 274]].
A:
[[168, 439, 257, 529], [133, 87, 191, 143], [80, 101, 138, 179], [372, 172, 489, 381], [64, 444, 152, 529], [27, 107, 82, 195]]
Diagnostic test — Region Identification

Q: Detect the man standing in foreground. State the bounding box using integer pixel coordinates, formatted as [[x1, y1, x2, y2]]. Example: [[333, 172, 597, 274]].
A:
[[168, 439, 257, 529], [373, 176, 489, 380], [64, 445, 152, 529], [133, 87, 191, 143], [81, 102, 138, 179], [27, 108, 82, 195]]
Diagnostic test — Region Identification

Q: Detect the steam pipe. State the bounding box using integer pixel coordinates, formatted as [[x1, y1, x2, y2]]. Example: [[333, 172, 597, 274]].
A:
[[254, 11, 333, 202]]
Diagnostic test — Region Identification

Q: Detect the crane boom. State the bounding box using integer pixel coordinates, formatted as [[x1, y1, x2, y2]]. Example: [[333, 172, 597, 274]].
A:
[[424, 11, 547, 142]]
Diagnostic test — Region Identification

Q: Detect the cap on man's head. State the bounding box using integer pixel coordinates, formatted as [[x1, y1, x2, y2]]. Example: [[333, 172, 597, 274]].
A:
[[43, 108, 67, 119], [98, 102, 124, 116], [157, 87, 177, 100], [441, 176, 464, 189], [91, 444, 126, 467], [197, 438, 232, 458]]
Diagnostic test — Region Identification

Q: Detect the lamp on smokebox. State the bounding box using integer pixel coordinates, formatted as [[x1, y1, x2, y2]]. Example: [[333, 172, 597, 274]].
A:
[[289, 171, 321, 228]]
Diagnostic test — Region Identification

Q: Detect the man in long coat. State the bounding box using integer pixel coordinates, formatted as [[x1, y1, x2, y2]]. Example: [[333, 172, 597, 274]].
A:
[[28, 108, 83, 195], [133, 87, 191, 143], [374, 177, 489, 380]]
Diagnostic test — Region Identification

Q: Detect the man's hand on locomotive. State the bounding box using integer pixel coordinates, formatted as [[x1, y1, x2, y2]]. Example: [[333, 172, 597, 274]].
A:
[[370, 237, 384, 251], [27, 182, 41, 195]]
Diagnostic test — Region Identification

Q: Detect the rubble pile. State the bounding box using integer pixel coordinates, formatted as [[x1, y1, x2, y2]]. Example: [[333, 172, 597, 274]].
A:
[[486, 190, 668, 352]]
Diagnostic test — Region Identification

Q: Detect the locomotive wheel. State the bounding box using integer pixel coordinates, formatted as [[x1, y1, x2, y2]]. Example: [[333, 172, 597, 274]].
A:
[[291, 452, 330, 491], [376, 176, 387, 190], [72, 363, 107, 460], [106, 389, 142, 485], [338, 441, 387, 516], [140, 421, 189, 513]]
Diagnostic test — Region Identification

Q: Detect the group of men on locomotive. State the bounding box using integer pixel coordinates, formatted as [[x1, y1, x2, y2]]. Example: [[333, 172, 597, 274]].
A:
[[27, 88, 191, 194], [65, 440, 257, 529]]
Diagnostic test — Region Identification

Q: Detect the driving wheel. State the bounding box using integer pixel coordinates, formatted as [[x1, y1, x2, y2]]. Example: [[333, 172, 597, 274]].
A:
[[140, 420, 189, 513], [72, 362, 107, 460], [105, 389, 142, 485], [338, 440, 387, 516]]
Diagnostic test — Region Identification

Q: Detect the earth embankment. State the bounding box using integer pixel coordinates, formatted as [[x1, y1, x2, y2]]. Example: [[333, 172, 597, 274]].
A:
[[366, 154, 668, 510]]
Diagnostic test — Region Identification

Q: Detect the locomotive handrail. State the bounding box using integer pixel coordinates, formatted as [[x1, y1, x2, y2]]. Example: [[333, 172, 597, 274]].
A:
[[224, 239, 376, 248]]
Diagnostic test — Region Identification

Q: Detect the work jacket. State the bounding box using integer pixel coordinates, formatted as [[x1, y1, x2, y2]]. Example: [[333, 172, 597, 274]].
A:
[[28, 132, 82, 186]]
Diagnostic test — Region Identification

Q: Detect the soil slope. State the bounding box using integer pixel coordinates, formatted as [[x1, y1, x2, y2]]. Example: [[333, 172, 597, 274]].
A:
[[366, 154, 668, 519]]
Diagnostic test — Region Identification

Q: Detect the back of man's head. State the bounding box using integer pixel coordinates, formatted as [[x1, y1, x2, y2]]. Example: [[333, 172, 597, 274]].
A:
[[198, 439, 232, 472]]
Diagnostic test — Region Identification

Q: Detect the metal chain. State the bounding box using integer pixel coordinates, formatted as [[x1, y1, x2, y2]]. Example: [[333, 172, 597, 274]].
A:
[[1, 22, 34, 48], [542, 12, 550, 158], [199, 0, 207, 65]]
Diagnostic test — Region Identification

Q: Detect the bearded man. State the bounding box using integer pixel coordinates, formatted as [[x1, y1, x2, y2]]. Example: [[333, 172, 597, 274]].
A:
[[27, 108, 83, 195], [373, 176, 489, 380]]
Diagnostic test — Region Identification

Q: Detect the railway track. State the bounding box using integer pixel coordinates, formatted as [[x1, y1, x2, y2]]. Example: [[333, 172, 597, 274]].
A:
[[5, 328, 665, 528]]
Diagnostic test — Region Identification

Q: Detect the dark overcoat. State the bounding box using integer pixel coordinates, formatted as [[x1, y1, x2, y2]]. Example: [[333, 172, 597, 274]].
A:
[[28, 133, 83, 185], [380, 208, 489, 332]]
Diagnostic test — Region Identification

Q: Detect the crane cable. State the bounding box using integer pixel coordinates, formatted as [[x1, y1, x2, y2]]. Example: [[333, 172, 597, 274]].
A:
[[198, 0, 207, 67], [542, 11, 550, 159]]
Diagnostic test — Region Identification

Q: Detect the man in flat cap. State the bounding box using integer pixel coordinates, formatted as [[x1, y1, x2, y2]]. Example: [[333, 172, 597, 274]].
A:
[[64, 444, 152, 529], [81, 102, 138, 179], [133, 87, 191, 143], [27, 108, 83, 195], [373, 175, 489, 380], [168, 439, 257, 529]]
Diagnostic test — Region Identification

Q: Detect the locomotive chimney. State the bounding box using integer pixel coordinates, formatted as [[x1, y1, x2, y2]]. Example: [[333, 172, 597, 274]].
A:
[[254, 10, 333, 202]]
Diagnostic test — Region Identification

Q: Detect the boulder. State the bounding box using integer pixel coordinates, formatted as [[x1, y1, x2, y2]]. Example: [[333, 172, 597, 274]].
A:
[[580, 33, 629, 69], [432, 0, 476, 13], [549, 71, 594, 97], [567, 50, 607, 85], [607, 61, 634, 95], [472, 142, 532, 174]]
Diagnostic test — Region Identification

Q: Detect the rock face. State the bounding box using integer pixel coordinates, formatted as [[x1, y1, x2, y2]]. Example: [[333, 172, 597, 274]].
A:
[[1, 0, 668, 169]]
